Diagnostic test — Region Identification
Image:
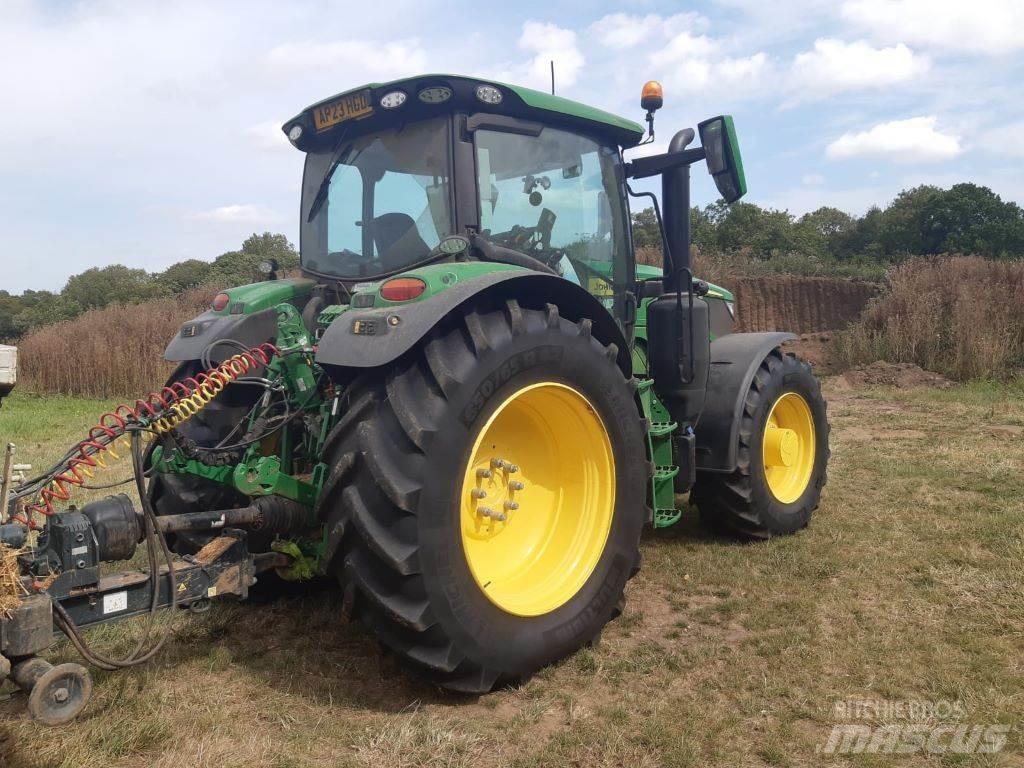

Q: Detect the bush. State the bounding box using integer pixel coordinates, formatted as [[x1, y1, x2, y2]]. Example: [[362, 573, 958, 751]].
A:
[[635, 247, 888, 284], [835, 256, 1024, 380], [18, 289, 213, 397]]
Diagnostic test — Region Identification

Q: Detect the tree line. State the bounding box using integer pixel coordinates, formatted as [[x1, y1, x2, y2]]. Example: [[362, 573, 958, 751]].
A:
[[632, 183, 1024, 263], [0, 233, 298, 341]]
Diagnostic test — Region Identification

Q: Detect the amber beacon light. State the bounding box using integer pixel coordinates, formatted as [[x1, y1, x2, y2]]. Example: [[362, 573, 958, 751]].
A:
[[641, 80, 664, 112]]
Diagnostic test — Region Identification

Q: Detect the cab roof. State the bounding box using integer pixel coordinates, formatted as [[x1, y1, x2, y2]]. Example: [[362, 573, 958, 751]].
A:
[[283, 74, 645, 151]]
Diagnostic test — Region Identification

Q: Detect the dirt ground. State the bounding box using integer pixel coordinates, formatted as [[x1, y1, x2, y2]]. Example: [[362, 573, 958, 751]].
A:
[[1, 378, 1022, 767]]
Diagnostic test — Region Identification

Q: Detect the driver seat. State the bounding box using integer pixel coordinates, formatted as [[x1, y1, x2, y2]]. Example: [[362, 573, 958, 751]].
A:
[[372, 213, 430, 271]]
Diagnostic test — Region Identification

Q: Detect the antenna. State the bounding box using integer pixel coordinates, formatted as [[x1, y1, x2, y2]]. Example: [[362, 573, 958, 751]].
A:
[[550, 60, 555, 95]]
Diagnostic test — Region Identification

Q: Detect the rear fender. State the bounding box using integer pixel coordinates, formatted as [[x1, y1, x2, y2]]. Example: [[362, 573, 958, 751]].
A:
[[695, 332, 795, 473], [314, 271, 633, 377], [164, 279, 314, 363], [165, 309, 278, 363]]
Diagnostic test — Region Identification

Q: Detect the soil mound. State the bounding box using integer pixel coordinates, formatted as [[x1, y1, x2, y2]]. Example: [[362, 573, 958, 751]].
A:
[[783, 333, 839, 374], [841, 361, 954, 389]]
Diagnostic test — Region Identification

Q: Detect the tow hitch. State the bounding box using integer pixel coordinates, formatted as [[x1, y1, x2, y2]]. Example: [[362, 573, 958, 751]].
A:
[[1, 495, 295, 725]]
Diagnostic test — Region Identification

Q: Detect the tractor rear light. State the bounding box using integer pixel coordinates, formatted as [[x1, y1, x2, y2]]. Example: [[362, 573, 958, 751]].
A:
[[211, 293, 230, 311], [380, 90, 407, 109], [418, 86, 452, 104], [475, 84, 503, 104], [380, 277, 426, 302]]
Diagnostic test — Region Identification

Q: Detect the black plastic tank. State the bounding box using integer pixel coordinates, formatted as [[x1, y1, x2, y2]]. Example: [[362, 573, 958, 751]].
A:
[[647, 294, 711, 427]]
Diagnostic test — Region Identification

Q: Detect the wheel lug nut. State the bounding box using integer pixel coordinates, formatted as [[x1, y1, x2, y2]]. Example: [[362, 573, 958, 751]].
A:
[[506, 464, 519, 474], [471, 488, 487, 499], [504, 501, 519, 511], [509, 480, 524, 491], [490, 458, 505, 469], [476, 468, 492, 479], [478, 507, 507, 522]]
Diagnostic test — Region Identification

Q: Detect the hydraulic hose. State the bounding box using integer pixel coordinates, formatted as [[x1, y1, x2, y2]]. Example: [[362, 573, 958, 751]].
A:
[[48, 431, 178, 672], [11, 343, 277, 528]]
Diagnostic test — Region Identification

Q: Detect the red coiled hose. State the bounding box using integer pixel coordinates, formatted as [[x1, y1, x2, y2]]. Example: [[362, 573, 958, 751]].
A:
[[12, 343, 277, 529]]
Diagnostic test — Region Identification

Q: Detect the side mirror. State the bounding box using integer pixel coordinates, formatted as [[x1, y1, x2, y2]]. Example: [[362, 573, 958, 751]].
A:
[[697, 116, 747, 204]]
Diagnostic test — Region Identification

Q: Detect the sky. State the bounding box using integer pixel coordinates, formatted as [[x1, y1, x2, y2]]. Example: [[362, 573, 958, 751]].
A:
[[2, 0, 1023, 294]]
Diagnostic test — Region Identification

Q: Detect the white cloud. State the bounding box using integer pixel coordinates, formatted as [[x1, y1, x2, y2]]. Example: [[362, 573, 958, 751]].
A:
[[589, 12, 707, 49], [246, 121, 289, 152], [265, 39, 427, 79], [789, 39, 928, 101], [720, 52, 768, 81], [842, 0, 1024, 55], [650, 32, 770, 93], [189, 205, 277, 224], [826, 117, 963, 163], [516, 22, 584, 90], [802, 173, 825, 186], [980, 121, 1024, 159]]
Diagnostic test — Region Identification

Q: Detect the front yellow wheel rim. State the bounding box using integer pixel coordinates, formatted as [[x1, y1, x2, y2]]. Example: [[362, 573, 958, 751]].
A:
[[762, 392, 816, 504], [460, 382, 615, 617]]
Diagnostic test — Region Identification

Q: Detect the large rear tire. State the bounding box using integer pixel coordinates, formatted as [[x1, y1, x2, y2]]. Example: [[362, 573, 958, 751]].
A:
[[318, 299, 647, 692], [691, 348, 829, 539]]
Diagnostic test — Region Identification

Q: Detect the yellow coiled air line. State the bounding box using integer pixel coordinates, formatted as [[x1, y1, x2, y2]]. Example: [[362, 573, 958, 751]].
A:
[[15, 345, 277, 527]]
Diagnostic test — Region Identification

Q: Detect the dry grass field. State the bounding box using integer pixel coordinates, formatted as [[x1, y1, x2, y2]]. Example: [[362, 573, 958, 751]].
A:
[[1, 377, 1022, 767]]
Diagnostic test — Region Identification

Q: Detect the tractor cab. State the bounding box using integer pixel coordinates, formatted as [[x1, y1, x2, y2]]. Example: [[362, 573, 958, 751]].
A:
[[286, 75, 645, 326]]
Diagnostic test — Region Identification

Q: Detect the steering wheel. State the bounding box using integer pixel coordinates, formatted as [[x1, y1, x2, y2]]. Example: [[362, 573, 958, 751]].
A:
[[535, 208, 556, 249], [488, 209, 562, 267]]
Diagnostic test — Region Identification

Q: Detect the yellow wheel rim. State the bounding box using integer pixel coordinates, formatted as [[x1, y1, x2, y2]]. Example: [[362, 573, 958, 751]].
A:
[[460, 382, 615, 617], [762, 392, 816, 504]]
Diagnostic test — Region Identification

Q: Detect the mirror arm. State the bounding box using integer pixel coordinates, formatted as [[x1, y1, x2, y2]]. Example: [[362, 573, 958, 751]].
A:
[[625, 147, 706, 180]]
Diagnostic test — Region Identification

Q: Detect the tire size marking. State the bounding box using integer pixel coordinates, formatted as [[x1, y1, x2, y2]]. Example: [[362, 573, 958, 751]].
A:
[[460, 346, 563, 427], [544, 554, 626, 646]]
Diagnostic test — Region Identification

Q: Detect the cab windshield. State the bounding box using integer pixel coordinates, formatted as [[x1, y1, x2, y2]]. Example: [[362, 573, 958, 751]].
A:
[[300, 118, 453, 279]]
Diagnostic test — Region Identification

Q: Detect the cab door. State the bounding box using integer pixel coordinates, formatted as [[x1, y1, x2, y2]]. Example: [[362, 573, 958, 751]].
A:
[[470, 119, 636, 334]]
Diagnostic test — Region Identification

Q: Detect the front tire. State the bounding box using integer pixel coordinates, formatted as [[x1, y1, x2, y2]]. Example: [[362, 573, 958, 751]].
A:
[[318, 299, 647, 692], [692, 348, 829, 539]]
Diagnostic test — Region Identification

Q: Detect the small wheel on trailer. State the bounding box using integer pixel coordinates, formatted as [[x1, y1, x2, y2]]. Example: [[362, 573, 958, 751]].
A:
[[692, 348, 829, 539], [318, 299, 648, 692], [23, 662, 93, 726]]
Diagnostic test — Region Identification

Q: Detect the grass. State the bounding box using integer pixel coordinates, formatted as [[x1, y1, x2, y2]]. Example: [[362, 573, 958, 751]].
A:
[[0, 392, 138, 511], [1, 380, 1023, 767]]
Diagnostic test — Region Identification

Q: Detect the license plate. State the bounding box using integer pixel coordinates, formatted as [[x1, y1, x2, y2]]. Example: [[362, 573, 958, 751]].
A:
[[313, 91, 373, 132]]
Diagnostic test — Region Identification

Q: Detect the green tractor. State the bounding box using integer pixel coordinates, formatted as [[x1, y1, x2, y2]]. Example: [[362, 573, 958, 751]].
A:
[[0, 74, 828, 719]]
